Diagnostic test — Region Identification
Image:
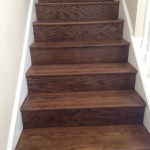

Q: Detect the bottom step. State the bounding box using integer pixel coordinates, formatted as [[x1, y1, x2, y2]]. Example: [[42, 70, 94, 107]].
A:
[[16, 125, 150, 150]]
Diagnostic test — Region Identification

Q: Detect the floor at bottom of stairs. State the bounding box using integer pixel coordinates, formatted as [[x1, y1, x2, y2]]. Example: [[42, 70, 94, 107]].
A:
[[16, 125, 150, 150]]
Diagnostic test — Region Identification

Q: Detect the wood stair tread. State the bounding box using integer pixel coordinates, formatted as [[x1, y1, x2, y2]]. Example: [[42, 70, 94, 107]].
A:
[[33, 19, 123, 25], [39, 0, 114, 3], [37, 1, 118, 5], [27, 63, 136, 76], [16, 125, 150, 150], [21, 90, 145, 111], [30, 39, 129, 48]]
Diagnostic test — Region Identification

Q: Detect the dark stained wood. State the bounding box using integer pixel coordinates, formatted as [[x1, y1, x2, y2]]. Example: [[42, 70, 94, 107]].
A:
[[16, 0, 150, 148], [30, 40, 129, 65], [33, 20, 124, 42], [36, 2, 119, 22], [27, 63, 136, 76], [30, 39, 129, 48], [27, 63, 136, 93], [27, 74, 136, 93], [22, 90, 145, 129], [22, 91, 145, 111], [39, 0, 114, 3], [16, 125, 150, 150], [22, 106, 144, 128]]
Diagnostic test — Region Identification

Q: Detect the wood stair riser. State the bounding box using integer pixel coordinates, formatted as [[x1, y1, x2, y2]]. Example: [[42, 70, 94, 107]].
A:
[[33, 21, 123, 42], [27, 73, 136, 94], [31, 45, 129, 65], [39, 0, 114, 3], [22, 107, 144, 129], [36, 2, 119, 22]]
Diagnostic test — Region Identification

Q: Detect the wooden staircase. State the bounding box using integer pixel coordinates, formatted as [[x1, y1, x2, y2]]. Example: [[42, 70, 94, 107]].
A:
[[16, 0, 150, 149]]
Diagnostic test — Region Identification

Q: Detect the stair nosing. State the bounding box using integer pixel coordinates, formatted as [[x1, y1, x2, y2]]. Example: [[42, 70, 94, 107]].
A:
[[33, 19, 124, 26], [27, 71, 136, 77], [26, 63, 137, 77], [30, 40, 130, 49], [21, 105, 145, 112], [36, 1, 119, 5]]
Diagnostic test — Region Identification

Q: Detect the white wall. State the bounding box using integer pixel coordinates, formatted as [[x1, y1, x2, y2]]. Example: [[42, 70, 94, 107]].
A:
[[0, 0, 30, 149], [134, 0, 147, 36], [125, 0, 146, 36], [10, 1, 37, 148], [119, 0, 150, 133], [125, 0, 138, 33]]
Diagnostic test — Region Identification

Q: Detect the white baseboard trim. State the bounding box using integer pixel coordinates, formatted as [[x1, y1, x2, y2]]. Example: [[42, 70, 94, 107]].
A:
[[7, 0, 37, 149], [144, 107, 150, 132], [119, 0, 150, 133]]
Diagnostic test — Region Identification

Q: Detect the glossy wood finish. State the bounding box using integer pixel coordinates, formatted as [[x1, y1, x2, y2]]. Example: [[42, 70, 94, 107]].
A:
[[39, 0, 114, 3], [22, 91, 145, 111], [36, 2, 119, 22], [21, 90, 145, 128], [27, 74, 136, 93], [27, 63, 136, 93], [31, 40, 129, 65], [33, 20, 124, 42], [27, 63, 136, 76], [16, 125, 150, 150], [17, 0, 150, 148], [30, 39, 129, 48], [22, 107, 144, 128]]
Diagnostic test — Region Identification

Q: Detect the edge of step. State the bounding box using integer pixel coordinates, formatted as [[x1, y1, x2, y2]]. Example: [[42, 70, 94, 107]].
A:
[[26, 63, 137, 77], [38, 0, 115, 3], [33, 19, 124, 25], [36, 1, 119, 5], [21, 90, 145, 112], [30, 39, 130, 49]]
